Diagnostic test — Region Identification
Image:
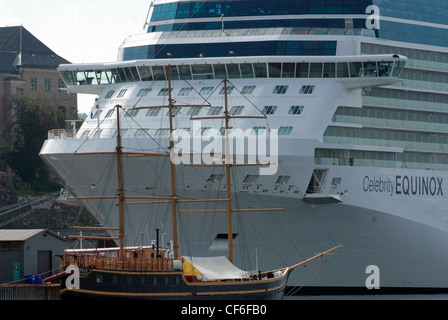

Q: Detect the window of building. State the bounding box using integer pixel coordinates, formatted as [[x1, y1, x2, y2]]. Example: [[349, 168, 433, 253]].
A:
[[58, 79, 65, 89], [45, 78, 51, 92], [31, 77, 37, 91]]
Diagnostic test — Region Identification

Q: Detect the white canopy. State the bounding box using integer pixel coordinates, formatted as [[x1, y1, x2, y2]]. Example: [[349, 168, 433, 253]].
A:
[[183, 256, 250, 280]]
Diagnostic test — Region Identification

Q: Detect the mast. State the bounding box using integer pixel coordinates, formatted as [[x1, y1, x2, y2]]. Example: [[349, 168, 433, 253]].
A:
[[116, 105, 126, 257], [167, 66, 179, 259], [223, 79, 234, 263]]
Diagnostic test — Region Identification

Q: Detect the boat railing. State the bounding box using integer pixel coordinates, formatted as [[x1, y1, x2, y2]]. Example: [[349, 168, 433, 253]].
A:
[[48, 129, 74, 140], [61, 253, 179, 272]]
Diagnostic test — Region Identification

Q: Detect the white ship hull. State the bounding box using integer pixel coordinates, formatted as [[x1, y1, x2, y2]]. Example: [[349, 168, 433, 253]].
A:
[[40, 134, 448, 292]]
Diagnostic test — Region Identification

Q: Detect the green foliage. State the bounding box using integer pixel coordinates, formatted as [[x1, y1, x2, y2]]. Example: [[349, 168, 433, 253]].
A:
[[5, 95, 64, 184]]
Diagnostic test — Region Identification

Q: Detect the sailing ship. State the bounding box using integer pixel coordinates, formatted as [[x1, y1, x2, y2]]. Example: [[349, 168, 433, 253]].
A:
[[45, 68, 340, 300]]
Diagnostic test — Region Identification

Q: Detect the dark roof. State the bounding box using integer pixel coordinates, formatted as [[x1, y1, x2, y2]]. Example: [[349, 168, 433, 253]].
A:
[[0, 26, 70, 70], [0, 52, 18, 73]]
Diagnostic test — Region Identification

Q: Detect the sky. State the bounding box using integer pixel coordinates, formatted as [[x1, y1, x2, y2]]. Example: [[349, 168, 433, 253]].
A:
[[0, 0, 152, 113]]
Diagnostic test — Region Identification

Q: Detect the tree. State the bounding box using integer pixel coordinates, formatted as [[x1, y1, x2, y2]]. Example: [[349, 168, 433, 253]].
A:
[[6, 95, 64, 188]]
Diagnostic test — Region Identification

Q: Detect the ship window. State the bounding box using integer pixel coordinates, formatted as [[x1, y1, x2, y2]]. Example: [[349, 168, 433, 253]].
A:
[[337, 63, 349, 78], [112, 129, 128, 137], [178, 87, 193, 96], [199, 127, 212, 136], [135, 129, 149, 137], [296, 63, 309, 78], [92, 129, 102, 139], [207, 174, 224, 182], [91, 110, 102, 119], [243, 175, 259, 183], [276, 175, 290, 184], [192, 64, 213, 80], [229, 106, 244, 115], [152, 66, 166, 80], [96, 274, 102, 283], [289, 106, 304, 115], [105, 90, 115, 99], [363, 61, 378, 77], [282, 63, 295, 78], [158, 88, 172, 96], [323, 63, 336, 78], [349, 62, 362, 77], [125, 109, 140, 117], [268, 63, 281, 78], [262, 106, 278, 115], [187, 107, 202, 116], [240, 63, 255, 78], [199, 87, 214, 96], [137, 88, 152, 97], [213, 64, 227, 79], [299, 85, 315, 94], [310, 63, 323, 77], [278, 126, 293, 135], [252, 127, 266, 135], [178, 65, 192, 80], [378, 61, 393, 77], [273, 85, 288, 94], [219, 85, 234, 95], [146, 108, 161, 117], [166, 107, 181, 116], [254, 63, 267, 78], [138, 66, 153, 81], [227, 64, 241, 79], [241, 86, 256, 94], [104, 109, 115, 118], [208, 106, 223, 115], [155, 128, 170, 137], [219, 126, 233, 135], [117, 89, 127, 98]]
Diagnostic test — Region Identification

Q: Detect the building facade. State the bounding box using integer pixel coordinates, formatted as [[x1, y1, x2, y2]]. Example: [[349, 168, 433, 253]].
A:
[[0, 26, 77, 129]]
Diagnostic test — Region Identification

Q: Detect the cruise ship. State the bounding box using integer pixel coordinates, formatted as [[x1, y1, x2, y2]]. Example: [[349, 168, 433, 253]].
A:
[[40, 0, 448, 294]]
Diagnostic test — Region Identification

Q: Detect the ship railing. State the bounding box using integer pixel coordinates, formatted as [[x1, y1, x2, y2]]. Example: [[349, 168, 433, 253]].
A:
[[48, 129, 74, 140], [61, 253, 178, 272]]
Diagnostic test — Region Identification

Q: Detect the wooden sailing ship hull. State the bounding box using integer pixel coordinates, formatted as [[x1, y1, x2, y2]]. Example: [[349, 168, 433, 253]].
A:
[[59, 267, 289, 300]]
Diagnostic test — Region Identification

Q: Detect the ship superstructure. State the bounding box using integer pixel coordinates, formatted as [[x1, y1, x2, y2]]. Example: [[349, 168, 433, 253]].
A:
[[40, 0, 448, 293]]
